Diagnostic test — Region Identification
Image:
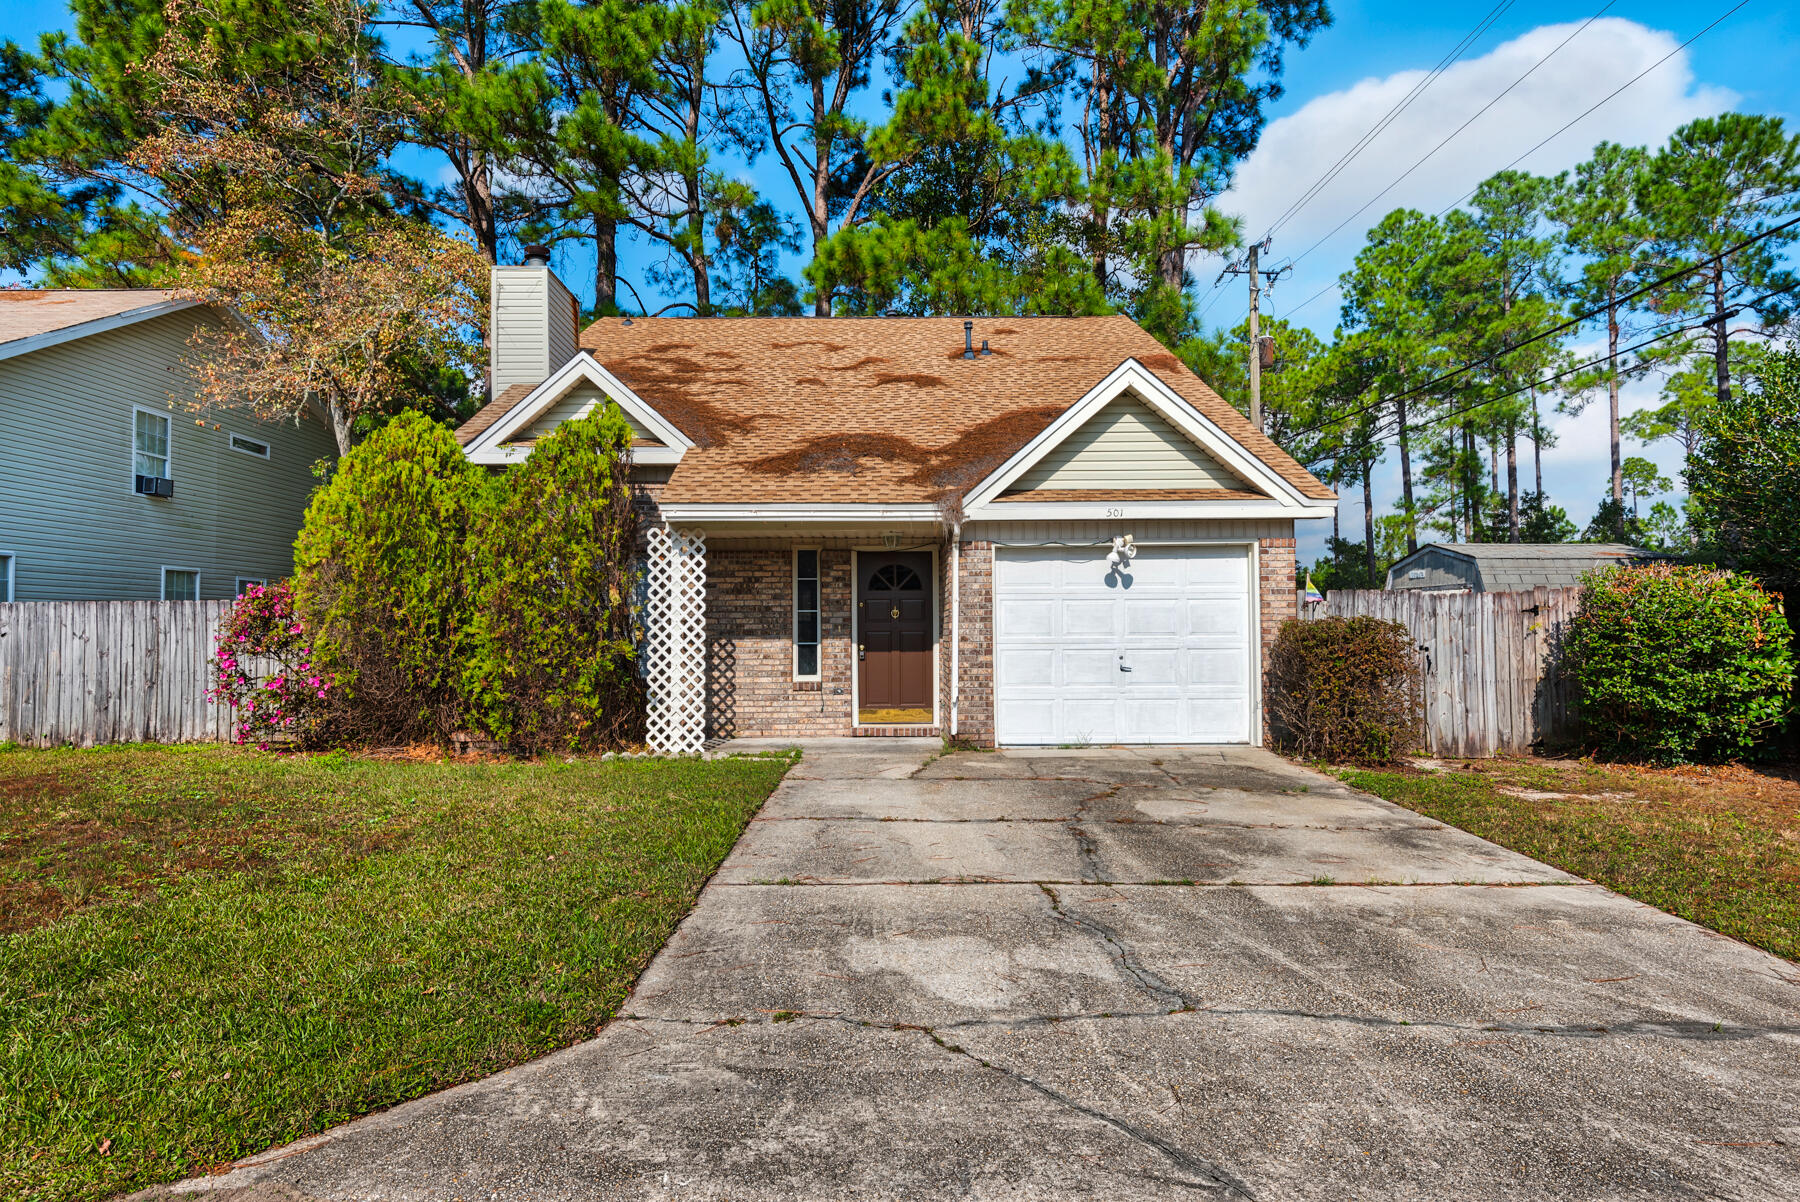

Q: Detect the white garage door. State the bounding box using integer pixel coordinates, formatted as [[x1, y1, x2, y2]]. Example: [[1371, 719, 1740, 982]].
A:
[[993, 544, 1254, 745]]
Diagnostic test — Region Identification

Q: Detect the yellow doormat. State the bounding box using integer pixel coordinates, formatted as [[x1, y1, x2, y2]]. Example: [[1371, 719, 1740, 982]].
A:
[[859, 708, 934, 725]]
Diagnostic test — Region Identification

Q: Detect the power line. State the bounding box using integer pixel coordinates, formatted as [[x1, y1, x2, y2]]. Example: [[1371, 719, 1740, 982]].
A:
[[1430, 0, 1753, 220], [1259, 1, 1517, 242], [1282, 1, 1616, 274], [1272, 0, 1748, 324], [1278, 217, 1800, 446]]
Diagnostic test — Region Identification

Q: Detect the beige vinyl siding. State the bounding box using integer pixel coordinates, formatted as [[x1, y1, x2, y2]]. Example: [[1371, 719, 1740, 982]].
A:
[[965, 518, 1293, 546], [488, 266, 579, 395], [508, 384, 657, 444], [0, 308, 337, 601], [1007, 393, 1259, 493]]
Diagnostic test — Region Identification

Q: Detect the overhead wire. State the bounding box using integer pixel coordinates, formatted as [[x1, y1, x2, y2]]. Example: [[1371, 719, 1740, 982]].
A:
[[1258, 0, 1517, 242], [1271, 0, 1751, 325], [1275, 215, 1800, 447]]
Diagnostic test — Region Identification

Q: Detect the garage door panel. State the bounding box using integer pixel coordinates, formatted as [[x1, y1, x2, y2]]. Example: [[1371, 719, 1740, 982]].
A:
[[1123, 601, 1182, 637], [1063, 600, 1117, 638], [994, 545, 1254, 745], [997, 597, 1055, 637], [1061, 649, 1118, 687]]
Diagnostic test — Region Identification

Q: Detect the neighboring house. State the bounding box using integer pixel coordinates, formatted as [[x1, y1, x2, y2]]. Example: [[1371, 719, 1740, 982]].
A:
[[457, 251, 1336, 749], [1385, 542, 1656, 594], [0, 290, 337, 601]]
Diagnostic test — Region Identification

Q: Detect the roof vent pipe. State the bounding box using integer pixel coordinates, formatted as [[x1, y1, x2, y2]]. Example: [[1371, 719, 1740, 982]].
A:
[[963, 320, 974, 359], [981, 339, 991, 356], [522, 243, 551, 268]]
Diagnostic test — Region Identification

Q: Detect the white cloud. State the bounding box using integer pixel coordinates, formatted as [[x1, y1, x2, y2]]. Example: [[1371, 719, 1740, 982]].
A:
[[1213, 18, 1736, 334], [1260, 18, 1736, 562]]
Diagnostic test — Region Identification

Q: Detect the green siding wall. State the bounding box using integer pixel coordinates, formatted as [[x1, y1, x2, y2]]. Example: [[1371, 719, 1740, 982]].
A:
[[0, 309, 339, 600]]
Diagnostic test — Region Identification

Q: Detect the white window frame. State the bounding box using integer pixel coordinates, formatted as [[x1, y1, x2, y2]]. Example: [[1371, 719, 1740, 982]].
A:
[[0, 551, 14, 602], [131, 405, 173, 489], [227, 431, 272, 460], [793, 547, 822, 681], [235, 577, 267, 596], [161, 566, 201, 601]]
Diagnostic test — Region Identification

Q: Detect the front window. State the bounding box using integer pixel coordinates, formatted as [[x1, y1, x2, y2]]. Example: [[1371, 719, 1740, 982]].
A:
[[236, 577, 266, 596], [163, 568, 199, 601], [794, 549, 820, 678], [134, 409, 171, 479]]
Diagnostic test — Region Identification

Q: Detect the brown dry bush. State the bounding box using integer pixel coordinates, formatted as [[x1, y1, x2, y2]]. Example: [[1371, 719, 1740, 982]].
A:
[[1267, 616, 1422, 765]]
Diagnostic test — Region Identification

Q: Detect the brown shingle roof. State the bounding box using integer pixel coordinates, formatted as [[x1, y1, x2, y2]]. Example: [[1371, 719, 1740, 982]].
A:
[[455, 382, 534, 445], [0, 289, 186, 347], [458, 315, 1334, 504]]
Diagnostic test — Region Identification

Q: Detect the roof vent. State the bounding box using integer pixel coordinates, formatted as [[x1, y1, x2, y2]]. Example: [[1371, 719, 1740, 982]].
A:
[[980, 339, 991, 356], [963, 320, 974, 360], [522, 243, 551, 268]]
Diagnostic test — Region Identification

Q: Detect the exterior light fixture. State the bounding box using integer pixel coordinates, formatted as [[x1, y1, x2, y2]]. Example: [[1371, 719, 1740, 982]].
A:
[[1106, 534, 1137, 569]]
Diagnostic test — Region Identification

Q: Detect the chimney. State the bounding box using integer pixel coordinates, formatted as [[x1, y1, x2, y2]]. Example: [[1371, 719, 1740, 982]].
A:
[[489, 246, 580, 397]]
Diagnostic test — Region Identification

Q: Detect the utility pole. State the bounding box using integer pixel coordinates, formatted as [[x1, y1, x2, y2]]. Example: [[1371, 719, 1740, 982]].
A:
[[1246, 241, 1263, 432], [1217, 238, 1291, 434]]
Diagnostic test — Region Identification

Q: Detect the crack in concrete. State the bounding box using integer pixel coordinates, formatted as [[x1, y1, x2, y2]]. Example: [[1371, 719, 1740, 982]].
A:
[[755, 814, 1447, 833], [614, 1009, 1250, 1195], [1067, 786, 1121, 883], [1039, 883, 1199, 1011], [723, 878, 1588, 888]]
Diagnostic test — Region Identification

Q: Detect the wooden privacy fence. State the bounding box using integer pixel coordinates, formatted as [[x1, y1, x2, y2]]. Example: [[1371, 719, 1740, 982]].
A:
[[0, 601, 235, 747], [1294, 587, 1582, 757]]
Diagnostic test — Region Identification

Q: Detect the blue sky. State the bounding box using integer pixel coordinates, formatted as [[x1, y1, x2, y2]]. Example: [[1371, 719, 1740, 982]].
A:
[[8, 1, 1798, 554]]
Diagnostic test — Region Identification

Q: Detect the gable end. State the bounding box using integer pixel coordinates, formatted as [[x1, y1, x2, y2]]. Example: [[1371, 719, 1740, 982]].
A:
[[1003, 392, 1263, 496]]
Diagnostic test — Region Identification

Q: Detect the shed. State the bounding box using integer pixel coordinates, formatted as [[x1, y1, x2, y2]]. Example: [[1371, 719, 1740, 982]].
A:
[[1384, 543, 1656, 593]]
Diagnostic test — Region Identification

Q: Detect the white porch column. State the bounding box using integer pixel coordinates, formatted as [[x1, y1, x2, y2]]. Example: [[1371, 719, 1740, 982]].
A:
[[642, 525, 708, 753]]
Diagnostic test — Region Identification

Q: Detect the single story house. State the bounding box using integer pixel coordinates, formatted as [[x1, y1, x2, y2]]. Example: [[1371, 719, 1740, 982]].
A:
[[1385, 542, 1656, 594], [457, 252, 1336, 750], [0, 290, 338, 602]]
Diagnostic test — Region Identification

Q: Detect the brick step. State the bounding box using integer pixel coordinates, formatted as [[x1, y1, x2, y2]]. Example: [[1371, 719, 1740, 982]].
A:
[[853, 725, 940, 738]]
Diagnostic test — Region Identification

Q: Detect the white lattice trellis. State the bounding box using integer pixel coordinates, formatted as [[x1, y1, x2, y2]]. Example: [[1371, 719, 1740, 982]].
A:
[[642, 525, 708, 753]]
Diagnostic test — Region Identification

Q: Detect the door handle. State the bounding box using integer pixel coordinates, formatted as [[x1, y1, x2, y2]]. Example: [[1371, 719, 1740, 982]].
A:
[[859, 643, 866, 661], [1118, 656, 1131, 672]]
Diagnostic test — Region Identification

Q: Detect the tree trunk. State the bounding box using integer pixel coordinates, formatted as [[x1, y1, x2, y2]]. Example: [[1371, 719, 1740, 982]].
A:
[[1712, 265, 1731, 406], [326, 396, 354, 457], [1505, 422, 1520, 543], [1607, 288, 1622, 503], [1396, 391, 1417, 554], [1362, 453, 1377, 586], [594, 215, 617, 313], [810, 76, 832, 317], [1529, 387, 1543, 498], [1461, 423, 1477, 540]]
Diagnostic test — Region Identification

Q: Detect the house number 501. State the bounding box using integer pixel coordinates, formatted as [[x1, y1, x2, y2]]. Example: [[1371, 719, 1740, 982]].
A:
[[1105, 507, 1124, 518]]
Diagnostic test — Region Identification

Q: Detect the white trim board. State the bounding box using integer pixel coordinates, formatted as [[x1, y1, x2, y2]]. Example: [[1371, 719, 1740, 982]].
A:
[[0, 298, 200, 363], [961, 358, 1335, 520], [463, 352, 693, 465]]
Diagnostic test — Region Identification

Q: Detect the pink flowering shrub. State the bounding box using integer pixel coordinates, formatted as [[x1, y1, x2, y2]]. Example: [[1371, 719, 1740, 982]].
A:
[[208, 582, 333, 749]]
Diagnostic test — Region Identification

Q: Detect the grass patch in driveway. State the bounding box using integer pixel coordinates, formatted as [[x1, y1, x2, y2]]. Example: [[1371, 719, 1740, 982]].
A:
[[0, 744, 794, 1202], [1339, 757, 1799, 963]]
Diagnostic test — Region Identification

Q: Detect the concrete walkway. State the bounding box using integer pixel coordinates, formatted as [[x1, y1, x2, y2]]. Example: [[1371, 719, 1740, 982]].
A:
[[146, 741, 1800, 1201]]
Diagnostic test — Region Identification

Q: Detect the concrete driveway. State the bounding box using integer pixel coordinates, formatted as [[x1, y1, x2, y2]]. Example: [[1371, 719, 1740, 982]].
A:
[[151, 741, 1800, 1201]]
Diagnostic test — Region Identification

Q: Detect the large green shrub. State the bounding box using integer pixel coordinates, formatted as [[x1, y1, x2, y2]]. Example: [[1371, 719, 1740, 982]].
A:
[[1267, 616, 1422, 764], [465, 408, 643, 751], [1566, 564, 1792, 763], [293, 411, 489, 743]]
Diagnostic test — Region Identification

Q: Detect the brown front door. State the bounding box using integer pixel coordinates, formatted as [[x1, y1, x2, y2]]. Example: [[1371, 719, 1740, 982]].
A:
[[858, 552, 933, 722]]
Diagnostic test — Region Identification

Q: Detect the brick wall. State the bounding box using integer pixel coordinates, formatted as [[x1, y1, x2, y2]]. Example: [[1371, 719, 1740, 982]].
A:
[[704, 546, 855, 738], [945, 538, 995, 746], [1257, 535, 1297, 742]]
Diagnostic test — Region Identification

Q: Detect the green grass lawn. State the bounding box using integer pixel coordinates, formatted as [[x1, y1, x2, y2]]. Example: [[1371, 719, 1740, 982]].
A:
[[0, 744, 795, 1202], [1339, 758, 1799, 964]]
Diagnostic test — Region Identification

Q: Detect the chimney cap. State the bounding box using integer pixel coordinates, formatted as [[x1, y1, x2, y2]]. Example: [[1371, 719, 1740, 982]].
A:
[[522, 243, 551, 267]]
